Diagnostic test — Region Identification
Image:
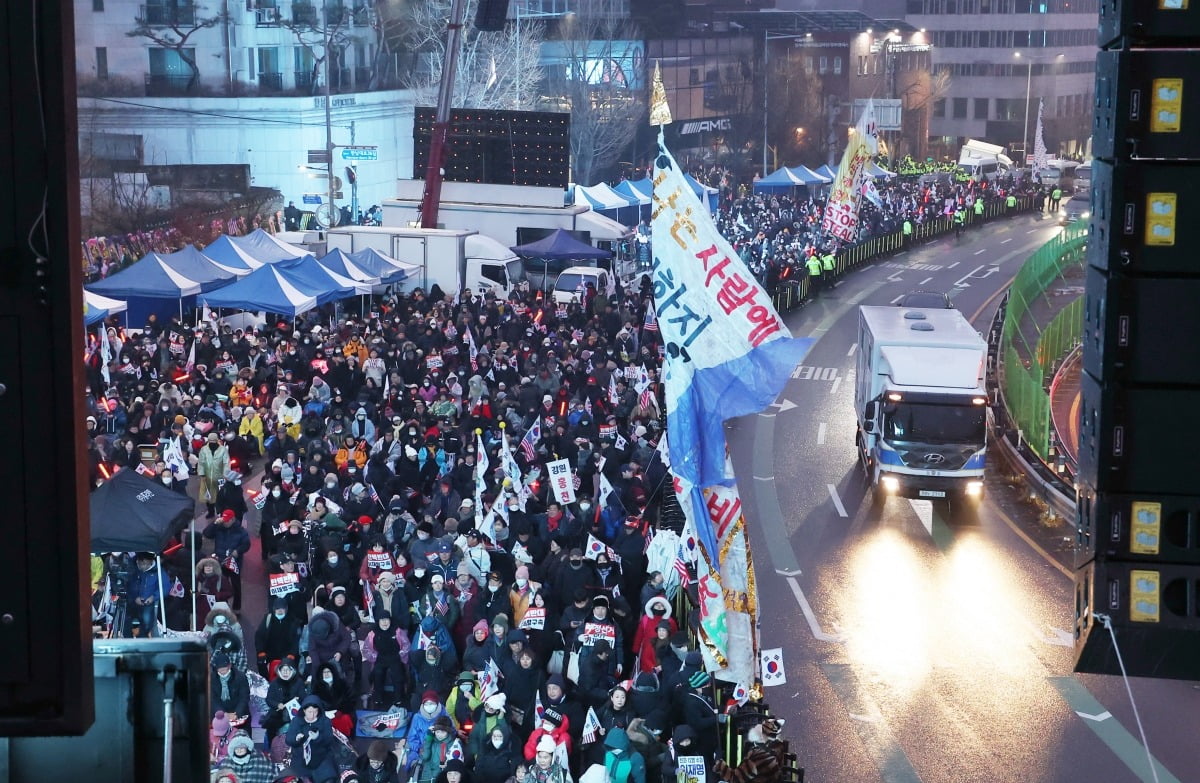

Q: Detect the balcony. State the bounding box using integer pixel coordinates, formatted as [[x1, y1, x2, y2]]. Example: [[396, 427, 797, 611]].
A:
[[324, 3, 346, 25], [292, 2, 317, 25], [138, 3, 196, 26], [354, 66, 372, 86], [295, 71, 314, 91], [254, 6, 280, 25], [258, 72, 283, 90], [144, 73, 194, 95]]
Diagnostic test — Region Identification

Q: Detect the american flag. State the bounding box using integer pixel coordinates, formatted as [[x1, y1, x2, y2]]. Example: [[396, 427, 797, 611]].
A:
[[520, 420, 541, 462], [582, 707, 602, 744], [673, 543, 690, 587], [368, 483, 383, 508], [643, 299, 659, 332]]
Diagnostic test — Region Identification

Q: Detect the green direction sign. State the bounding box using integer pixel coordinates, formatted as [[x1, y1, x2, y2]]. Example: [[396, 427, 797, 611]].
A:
[[341, 146, 378, 161]]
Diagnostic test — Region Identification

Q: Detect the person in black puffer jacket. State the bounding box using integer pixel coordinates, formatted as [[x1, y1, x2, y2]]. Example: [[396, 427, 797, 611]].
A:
[[472, 721, 519, 783], [263, 654, 306, 746], [307, 608, 353, 680], [628, 672, 669, 735]]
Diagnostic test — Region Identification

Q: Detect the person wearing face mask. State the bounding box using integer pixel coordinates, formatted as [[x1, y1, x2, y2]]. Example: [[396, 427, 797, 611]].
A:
[[356, 739, 404, 783], [362, 610, 412, 710], [472, 722, 518, 783], [215, 468, 249, 524], [259, 479, 296, 562], [222, 733, 276, 783], [197, 431, 230, 519], [311, 660, 356, 717], [285, 694, 338, 783], [472, 571, 512, 627], [552, 549, 593, 607], [409, 520, 440, 566], [416, 715, 460, 783], [401, 691, 449, 769], [254, 597, 303, 677], [445, 670, 481, 732], [508, 566, 537, 627], [263, 654, 306, 748], [159, 466, 188, 494], [194, 556, 234, 618], [523, 706, 572, 762], [210, 652, 250, 723], [203, 509, 251, 611]]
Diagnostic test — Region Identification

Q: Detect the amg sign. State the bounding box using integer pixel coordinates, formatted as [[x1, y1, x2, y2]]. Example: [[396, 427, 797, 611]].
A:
[[679, 117, 732, 135]]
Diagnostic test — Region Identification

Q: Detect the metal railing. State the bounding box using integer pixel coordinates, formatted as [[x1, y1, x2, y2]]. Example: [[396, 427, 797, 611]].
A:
[[291, 1, 317, 25], [257, 71, 283, 91], [138, 3, 196, 26], [144, 73, 194, 95]]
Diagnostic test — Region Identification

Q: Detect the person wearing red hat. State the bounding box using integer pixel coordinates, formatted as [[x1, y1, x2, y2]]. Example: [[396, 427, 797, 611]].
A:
[[203, 506, 251, 611]]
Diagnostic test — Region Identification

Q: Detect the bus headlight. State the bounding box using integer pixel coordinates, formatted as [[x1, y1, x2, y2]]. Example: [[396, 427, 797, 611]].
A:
[[966, 480, 984, 497], [881, 475, 900, 493]]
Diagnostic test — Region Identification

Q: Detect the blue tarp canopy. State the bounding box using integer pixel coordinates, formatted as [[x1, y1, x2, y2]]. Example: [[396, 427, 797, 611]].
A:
[[199, 264, 318, 317], [149, 244, 239, 292], [683, 173, 720, 211], [510, 229, 612, 260], [317, 249, 381, 285], [866, 161, 895, 179], [202, 235, 265, 272], [273, 255, 373, 305], [86, 254, 204, 299], [789, 165, 832, 184], [348, 248, 417, 285], [814, 164, 836, 180], [230, 228, 308, 263], [612, 180, 652, 205], [84, 291, 127, 326], [754, 167, 806, 191]]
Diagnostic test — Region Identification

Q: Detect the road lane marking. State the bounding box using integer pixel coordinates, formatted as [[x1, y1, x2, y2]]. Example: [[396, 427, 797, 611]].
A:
[[751, 413, 804, 576], [753, 475, 774, 481], [830, 375, 843, 395], [1027, 227, 1041, 234], [887, 271, 904, 282], [1048, 677, 1182, 783], [948, 261, 960, 267], [847, 343, 857, 356], [1000, 237, 1013, 243], [908, 499, 933, 536], [817, 422, 827, 445], [920, 277, 933, 285], [821, 664, 922, 783], [974, 249, 987, 255], [890, 295, 904, 304], [787, 578, 843, 642], [828, 484, 849, 517]]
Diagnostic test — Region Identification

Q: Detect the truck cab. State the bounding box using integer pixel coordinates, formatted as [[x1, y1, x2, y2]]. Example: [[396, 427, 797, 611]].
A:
[[856, 306, 988, 506]]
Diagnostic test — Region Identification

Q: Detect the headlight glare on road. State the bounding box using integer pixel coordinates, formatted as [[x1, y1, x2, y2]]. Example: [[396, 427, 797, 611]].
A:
[[881, 475, 900, 493], [966, 480, 984, 497]]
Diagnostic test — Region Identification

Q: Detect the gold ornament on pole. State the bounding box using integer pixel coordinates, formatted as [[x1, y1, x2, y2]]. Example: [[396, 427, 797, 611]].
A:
[[649, 60, 673, 127]]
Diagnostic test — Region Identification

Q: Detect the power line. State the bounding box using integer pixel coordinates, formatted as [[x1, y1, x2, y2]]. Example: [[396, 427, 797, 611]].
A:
[[88, 96, 352, 129]]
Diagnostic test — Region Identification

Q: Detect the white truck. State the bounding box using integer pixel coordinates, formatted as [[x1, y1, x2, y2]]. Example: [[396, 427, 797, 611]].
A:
[[854, 306, 989, 505], [325, 226, 527, 298]]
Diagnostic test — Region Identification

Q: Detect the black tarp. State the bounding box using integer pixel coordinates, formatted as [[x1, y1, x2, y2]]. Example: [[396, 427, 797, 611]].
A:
[[510, 229, 612, 260], [89, 469, 195, 554]]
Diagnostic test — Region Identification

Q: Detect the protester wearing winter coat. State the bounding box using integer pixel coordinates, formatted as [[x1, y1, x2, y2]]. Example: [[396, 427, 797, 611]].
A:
[[307, 608, 354, 677], [254, 597, 303, 676], [285, 695, 339, 783], [522, 707, 572, 760], [263, 655, 306, 745], [362, 611, 412, 709], [223, 733, 277, 783], [417, 714, 458, 783], [603, 728, 646, 783], [356, 739, 404, 783], [210, 652, 250, 720], [472, 722, 519, 783]]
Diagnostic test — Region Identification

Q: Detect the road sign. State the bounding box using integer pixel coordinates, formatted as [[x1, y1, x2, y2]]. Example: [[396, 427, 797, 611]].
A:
[[302, 194, 323, 204], [308, 149, 330, 165], [341, 146, 378, 161]]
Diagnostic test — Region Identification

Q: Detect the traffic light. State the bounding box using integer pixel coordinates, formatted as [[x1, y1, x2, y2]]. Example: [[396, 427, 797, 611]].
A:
[[1075, 0, 1200, 679]]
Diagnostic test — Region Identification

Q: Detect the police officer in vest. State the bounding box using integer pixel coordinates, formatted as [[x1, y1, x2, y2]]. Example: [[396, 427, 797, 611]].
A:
[[1005, 192, 1017, 217], [902, 216, 913, 248], [821, 249, 836, 281], [1050, 186, 1062, 211], [805, 252, 822, 298], [973, 197, 985, 221], [953, 205, 966, 238]]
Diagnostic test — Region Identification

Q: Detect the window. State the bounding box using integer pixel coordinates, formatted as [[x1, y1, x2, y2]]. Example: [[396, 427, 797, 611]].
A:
[[857, 55, 866, 76], [96, 47, 108, 80], [933, 98, 946, 118], [974, 97, 988, 119], [93, 0, 104, 10], [689, 68, 701, 86], [952, 97, 968, 118], [833, 56, 843, 75], [819, 56, 828, 74], [805, 56, 814, 75], [480, 264, 506, 285]]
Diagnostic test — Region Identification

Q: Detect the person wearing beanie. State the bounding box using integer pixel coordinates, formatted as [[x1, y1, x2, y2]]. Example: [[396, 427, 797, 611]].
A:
[[631, 596, 678, 676], [461, 618, 492, 674], [359, 536, 398, 588], [252, 596, 303, 677], [466, 692, 509, 761], [433, 757, 473, 783], [680, 668, 720, 765], [470, 720, 518, 783], [446, 670, 482, 732], [400, 689, 449, 766], [523, 705, 572, 762], [210, 652, 250, 723], [572, 595, 623, 677], [576, 638, 618, 710], [355, 738, 403, 783], [362, 610, 412, 710], [602, 728, 646, 783], [285, 694, 338, 783], [223, 733, 275, 783], [448, 558, 482, 651], [202, 504, 251, 611], [508, 565, 536, 627], [416, 714, 458, 783], [209, 710, 235, 767], [263, 654, 305, 747], [528, 732, 570, 783]]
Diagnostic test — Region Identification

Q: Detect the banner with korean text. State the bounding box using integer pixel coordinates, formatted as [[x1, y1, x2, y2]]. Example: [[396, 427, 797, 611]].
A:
[[821, 99, 879, 243]]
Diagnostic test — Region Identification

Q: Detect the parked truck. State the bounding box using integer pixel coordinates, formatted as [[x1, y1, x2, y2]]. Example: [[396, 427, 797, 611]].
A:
[[854, 305, 989, 506], [326, 225, 527, 298]]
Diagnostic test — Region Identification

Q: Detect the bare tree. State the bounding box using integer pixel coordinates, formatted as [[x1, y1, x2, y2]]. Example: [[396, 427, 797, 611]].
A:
[[279, 1, 358, 94], [397, 0, 545, 109], [127, 1, 225, 92], [549, 0, 646, 185], [899, 66, 950, 161]]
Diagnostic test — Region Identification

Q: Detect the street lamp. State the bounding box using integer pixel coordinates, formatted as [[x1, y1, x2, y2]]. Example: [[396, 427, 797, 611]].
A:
[[1013, 51, 1065, 165]]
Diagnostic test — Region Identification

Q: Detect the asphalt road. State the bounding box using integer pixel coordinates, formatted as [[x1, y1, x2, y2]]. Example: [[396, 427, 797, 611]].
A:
[[726, 212, 1200, 783]]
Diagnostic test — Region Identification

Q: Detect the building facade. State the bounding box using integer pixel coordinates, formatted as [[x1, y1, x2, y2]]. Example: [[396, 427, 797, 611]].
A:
[[904, 0, 1096, 159]]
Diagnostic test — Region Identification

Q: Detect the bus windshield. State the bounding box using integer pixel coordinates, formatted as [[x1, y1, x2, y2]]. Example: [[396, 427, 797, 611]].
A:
[[883, 402, 986, 445]]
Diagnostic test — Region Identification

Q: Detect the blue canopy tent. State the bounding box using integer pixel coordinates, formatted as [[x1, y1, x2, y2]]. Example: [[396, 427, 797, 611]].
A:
[[149, 245, 240, 291], [272, 255, 373, 305], [866, 161, 895, 179], [613, 179, 652, 221], [86, 255, 204, 325], [231, 229, 308, 263], [510, 229, 612, 260], [348, 248, 417, 286], [317, 249, 381, 285], [574, 183, 640, 226], [84, 291, 127, 326], [201, 235, 265, 273], [199, 264, 318, 318], [683, 173, 720, 212], [753, 167, 806, 192], [815, 164, 836, 181], [789, 165, 832, 185]]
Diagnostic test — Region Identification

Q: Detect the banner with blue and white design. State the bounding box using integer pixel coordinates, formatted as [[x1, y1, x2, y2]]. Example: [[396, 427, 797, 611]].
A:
[[650, 133, 812, 557]]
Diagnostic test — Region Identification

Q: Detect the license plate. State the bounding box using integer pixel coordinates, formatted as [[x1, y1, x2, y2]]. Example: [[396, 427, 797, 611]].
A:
[[919, 490, 947, 498]]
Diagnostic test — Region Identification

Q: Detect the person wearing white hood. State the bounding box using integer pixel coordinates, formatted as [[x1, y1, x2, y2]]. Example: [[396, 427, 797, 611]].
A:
[[278, 395, 304, 439], [220, 733, 275, 783]]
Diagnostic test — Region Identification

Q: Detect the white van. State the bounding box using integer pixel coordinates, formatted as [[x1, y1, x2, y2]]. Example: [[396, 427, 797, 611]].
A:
[[552, 266, 610, 305]]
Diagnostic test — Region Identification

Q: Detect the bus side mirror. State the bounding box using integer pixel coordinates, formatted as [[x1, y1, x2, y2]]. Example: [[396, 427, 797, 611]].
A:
[[864, 400, 877, 421], [863, 420, 876, 435]]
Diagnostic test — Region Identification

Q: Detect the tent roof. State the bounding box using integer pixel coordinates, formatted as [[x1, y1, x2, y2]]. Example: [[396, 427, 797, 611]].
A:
[[199, 264, 319, 317], [612, 179, 652, 205], [230, 229, 308, 263], [865, 161, 895, 179], [789, 165, 832, 184], [201, 235, 265, 272], [317, 249, 381, 285], [84, 291, 127, 325], [148, 245, 239, 291], [274, 255, 372, 305], [511, 229, 612, 259], [754, 167, 805, 190], [347, 247, 415, 285], [573, 184, 630, 211], [814, 164, 836, 180], [86, 255, 203, 299], [89, 468, 195, 554]]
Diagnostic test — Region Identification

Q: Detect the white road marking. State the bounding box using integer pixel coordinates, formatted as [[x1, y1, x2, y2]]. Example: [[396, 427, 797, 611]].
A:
[[974, 249, 986, 255], [920, 276, 933, 285], [828, 484, 849, 517], [887, 271, 904, 282], [847, 343, 857, 356], [1000, 237, 1013, 244], [908, 499, 934, 536], [1075, 710, 1113, 723], [948, 261, 960, 268], [753, 475, 774, 481], [817, 422, 827, 445], [768, 399, 798, 412], [1027, 228, 1041, 234], [786, 577, 844, 643], [890, 294, 904, 304], [830, 375, 842, 395]]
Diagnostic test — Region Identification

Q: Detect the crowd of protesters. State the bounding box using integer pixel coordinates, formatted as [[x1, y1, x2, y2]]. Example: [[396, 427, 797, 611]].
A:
[[85, 275, 797, 783]]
